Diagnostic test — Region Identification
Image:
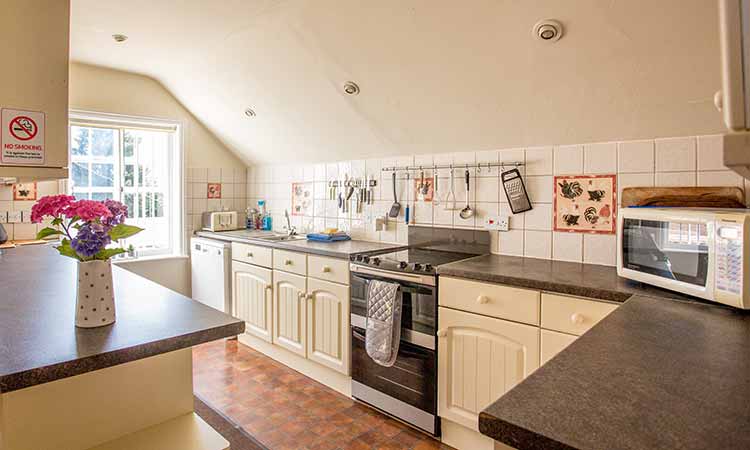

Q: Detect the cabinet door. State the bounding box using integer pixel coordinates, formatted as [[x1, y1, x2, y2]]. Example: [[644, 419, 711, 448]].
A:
[[438, 307, 539, 431], [273, 270, 307, 356], [540, 329, 577, 365], [232, 261, 273, 342], [306, 278, 350, 375]]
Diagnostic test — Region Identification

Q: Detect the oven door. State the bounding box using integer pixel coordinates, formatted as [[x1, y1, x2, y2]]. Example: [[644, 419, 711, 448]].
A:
[[618, 215, 713, 298], [351, 326, 439, 434], [350, 266, 436, 349]]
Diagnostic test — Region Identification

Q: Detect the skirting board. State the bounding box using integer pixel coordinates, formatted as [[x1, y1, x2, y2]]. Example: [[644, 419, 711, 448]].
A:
[[237, 333, 352, 397]]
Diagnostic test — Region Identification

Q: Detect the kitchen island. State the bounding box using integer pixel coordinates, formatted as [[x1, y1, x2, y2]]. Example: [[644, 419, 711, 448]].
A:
[[0, 244, 245, 450]]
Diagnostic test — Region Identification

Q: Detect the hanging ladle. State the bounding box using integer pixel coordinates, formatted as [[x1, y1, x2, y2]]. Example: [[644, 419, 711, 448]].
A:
[[459, 169, 474, 220]]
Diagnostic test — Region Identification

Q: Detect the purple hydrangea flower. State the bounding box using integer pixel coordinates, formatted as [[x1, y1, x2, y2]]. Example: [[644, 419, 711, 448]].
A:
[[103, 199, 128, 227], [71, 223, 112, 258]]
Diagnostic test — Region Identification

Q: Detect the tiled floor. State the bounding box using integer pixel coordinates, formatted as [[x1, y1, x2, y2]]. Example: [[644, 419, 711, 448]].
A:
[[193, 339, 454, 450]]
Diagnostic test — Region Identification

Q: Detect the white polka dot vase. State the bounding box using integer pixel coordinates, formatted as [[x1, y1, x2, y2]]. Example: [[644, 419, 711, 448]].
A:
[[75, 260, 116, 328]]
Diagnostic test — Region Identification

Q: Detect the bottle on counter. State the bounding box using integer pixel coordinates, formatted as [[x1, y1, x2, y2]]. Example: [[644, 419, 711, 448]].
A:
[[246, 207, 260, 229], [258, 200, 272, 231]]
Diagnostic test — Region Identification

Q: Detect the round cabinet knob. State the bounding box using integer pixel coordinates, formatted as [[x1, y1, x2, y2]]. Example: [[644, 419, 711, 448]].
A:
[[265, 286, 273, 295], [298, 291, 306, 300], [322, 266, 332, 273], [247, 252, 253, 257], [284, 259, 293, 266], [306, 293, 314, 301], [476, 295, 489, 304], [436, 329, 447, 338], [570, 313, 585, 325]]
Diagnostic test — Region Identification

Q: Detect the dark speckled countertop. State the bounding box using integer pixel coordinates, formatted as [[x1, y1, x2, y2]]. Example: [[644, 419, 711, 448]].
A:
[[0, 245, 244, 393], [196, 230, 405, 259], [438, 254, 750, 449]]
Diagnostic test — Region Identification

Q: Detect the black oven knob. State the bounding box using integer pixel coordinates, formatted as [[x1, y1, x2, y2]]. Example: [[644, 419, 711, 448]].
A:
[[398, 261, 408, 269], [424, 264, 433, 272], [413, 263, 422, 271], [355, 255, 363, 262], [363, 256, 370, 263], [372, 257, 381, 265]]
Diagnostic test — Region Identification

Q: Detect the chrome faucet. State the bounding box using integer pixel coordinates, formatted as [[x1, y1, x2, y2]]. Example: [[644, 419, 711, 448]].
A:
[[284, 209, 297, 236]]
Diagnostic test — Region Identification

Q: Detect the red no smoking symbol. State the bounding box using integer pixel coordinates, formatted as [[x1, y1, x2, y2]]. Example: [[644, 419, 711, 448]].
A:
[[9, 116, 38, 141]]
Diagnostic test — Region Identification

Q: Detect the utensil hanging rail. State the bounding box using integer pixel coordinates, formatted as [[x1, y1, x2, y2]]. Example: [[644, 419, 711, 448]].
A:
[[381, 161, 524, 172]]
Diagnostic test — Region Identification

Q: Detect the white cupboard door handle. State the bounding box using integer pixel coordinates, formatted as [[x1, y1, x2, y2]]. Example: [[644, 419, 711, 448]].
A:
[[570, 313, 585, 325], [437, 329, 447, 338], [265, 286, 273, 297], [476, 295, 489, 304], [306, 293, 313, 301], [298, 291, 306, 300], [285, 259, 293, 266], [322, 266, 331, 273]]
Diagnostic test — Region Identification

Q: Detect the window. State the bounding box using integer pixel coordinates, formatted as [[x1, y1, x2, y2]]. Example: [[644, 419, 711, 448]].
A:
[[69, 111, 183, 257]]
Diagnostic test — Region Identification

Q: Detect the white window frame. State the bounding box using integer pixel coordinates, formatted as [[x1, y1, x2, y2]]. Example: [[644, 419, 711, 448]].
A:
[[68, 110, 185, 258]]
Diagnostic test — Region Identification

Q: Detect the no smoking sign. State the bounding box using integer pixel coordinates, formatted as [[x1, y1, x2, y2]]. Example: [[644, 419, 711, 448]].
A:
[[2, 108, 45, 165]]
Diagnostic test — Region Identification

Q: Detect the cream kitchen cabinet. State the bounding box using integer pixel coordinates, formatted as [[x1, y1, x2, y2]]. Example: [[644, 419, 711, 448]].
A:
[[306, 277, 350, 375], [540, 329, 577, 365], [232, 261, 273, 343], [272, 270, 307, 356], [437, 307, 539, 431]]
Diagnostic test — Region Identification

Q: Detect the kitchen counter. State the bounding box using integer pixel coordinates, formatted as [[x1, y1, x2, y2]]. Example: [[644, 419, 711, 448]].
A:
[[196, 229, 406, 259], [437, 254, 697, 303], [437, 254, 750, 449], [0, 244, 244, 393], [478, 295, 750, 450]]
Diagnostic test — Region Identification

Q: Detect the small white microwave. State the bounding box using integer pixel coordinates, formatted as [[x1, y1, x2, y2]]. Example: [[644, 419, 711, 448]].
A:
[[202, 211, 239, 232], [617, 208, 750, 309]]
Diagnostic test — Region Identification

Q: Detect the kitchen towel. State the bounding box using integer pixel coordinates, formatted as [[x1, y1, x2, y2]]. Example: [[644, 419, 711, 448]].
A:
[[365, 279, 402, 367], [306, 232, 351, 242]]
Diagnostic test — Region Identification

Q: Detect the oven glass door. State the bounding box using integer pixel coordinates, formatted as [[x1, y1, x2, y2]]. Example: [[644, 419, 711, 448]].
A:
[[350, 272, 436, 338], [351, 326, 437, 414], [622, 218, 709, 287]]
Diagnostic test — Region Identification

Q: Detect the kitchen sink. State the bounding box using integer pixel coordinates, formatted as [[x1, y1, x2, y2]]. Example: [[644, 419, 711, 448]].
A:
[[256, 235, 306, 242]]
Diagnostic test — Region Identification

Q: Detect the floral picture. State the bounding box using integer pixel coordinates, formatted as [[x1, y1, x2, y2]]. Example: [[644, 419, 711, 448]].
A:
[[13, 182, 37, 201], [291, 182, 312, 216], [207, 183, 222, 199], [554, 174, 616, 234]]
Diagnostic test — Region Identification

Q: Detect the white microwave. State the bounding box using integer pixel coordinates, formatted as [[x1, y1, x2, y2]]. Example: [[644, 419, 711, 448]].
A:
[[617, 208, 750, 309]]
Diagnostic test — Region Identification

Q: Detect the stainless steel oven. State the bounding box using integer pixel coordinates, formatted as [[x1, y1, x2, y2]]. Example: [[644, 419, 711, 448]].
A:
[[349, 264, 439, 435]]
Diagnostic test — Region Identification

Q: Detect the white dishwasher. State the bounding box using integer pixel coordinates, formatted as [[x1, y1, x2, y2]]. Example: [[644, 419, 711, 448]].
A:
[[190, 237, 232, 314]]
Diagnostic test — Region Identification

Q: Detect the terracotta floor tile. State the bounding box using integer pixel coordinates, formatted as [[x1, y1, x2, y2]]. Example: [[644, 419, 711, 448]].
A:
[[193, 340, 454, 450]]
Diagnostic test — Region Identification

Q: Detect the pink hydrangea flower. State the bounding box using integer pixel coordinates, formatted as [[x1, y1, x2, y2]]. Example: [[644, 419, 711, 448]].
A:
[[64, 200, 113, 222], [30, 194, 76, 223]]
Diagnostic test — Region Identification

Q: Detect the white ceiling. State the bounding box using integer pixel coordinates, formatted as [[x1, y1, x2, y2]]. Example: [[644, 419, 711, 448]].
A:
[[71, 0, 723, 165]]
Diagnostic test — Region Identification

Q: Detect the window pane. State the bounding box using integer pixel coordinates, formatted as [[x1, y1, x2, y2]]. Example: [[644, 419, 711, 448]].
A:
[[123, 131, 135, 158], [154, 193, 164, 218], [91, 192, 114, 201], [124, 193, 135, 218], [72, 162, 89, 188], [91, 128, 115, 157], [124, 164, 135, 187], [72, 191, 90, 201], [91, 163, 114, 187], [71, 127, 90, 156]]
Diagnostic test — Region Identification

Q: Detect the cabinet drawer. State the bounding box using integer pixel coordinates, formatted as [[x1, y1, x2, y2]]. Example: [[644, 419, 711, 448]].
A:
[[439, 277, 540, 325], [541, 293, 618, 336], [231, 242, 273, 268], [273, 249, 307, 276], [540, 329, 577, 365], [308, 254, 349, 285]]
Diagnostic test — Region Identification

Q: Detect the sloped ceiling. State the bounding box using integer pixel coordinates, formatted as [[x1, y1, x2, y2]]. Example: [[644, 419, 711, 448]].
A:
[[70, 0, 723, 165]]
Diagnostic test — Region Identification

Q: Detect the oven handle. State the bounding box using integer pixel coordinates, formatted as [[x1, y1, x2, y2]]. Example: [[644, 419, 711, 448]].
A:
[[350, 264, 435, 286], [352, 328, 434, 358]]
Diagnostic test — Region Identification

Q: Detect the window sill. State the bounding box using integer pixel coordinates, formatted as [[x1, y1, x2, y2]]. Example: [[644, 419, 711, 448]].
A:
[[113, 254, 188, 265]]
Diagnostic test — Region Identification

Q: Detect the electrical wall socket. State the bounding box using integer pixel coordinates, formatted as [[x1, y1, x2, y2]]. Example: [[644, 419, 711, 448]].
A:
[[20, 210, 32, 223], [484, 214, 510, 232], [7, 211, 22, 224], [0, 211, 7, 224]]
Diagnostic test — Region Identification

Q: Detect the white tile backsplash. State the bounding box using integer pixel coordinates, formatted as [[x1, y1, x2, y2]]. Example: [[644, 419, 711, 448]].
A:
[[655, 137, 696, 172], [249, 133, 742, 266]]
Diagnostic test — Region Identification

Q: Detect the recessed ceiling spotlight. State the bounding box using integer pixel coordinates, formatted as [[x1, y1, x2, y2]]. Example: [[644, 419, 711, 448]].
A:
[[343, 81, 360, 96], [112, 34, 128, 43], [244, 108, 256, 118], [533, 19, 563, 42]]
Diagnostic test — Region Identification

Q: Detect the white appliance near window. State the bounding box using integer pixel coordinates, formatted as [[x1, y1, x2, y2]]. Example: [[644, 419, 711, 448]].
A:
[[618, 207, 750, 309], [191, 237, 232, 313]]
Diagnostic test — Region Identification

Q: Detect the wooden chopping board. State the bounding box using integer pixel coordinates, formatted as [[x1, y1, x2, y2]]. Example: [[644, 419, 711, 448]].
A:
[[0, 239, 51, 249], [621, 187, 746, 208]]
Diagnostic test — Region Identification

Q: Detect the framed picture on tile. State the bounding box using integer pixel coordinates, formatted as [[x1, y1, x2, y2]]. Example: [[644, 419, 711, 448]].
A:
[[13, 182, 37, 201], [553, 174, 616, 234], [207, 183, 222, 199], [291, 182, 312, 216]]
